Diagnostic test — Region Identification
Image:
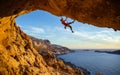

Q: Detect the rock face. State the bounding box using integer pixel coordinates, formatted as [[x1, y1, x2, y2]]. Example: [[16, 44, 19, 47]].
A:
[[30, 36, 72, 54]]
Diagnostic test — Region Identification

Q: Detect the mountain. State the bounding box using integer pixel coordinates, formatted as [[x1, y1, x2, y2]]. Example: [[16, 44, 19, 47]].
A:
[[30, 36, 73, 55]]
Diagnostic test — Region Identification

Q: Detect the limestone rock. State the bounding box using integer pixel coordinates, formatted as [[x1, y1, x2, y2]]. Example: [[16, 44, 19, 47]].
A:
[[0, 17, 51, 75]]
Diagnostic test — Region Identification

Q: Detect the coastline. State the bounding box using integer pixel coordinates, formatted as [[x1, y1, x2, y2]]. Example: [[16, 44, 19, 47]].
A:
[[58, 58, 90, 75], [56, 50, 90, 75], [56, 49, 120, 75], [55, 50, 90, 75]]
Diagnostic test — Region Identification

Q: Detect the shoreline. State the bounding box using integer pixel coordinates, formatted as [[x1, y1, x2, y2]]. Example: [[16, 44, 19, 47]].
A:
[[56, 50, 90, 75], [58, 57, 90, 75]]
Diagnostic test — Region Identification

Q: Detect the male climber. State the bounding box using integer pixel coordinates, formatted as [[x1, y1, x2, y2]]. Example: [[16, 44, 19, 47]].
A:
[[60, 17, 75, 33]]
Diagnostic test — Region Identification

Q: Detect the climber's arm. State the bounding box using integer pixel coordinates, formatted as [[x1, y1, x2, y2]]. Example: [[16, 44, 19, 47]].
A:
[[68, 20, 75, 24], [71, 20, 75, 23]]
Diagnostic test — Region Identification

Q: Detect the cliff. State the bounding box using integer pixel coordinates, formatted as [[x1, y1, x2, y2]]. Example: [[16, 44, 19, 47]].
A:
[[0, 18, 51, 75], [30, 36, 72, 54]]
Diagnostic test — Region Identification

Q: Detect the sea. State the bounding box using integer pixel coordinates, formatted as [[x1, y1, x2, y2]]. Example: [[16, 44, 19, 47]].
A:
[[57, 50, 120, 75]]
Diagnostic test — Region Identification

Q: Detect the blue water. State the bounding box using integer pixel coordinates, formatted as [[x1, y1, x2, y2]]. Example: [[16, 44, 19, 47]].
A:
[[58, 50, 120, 75]]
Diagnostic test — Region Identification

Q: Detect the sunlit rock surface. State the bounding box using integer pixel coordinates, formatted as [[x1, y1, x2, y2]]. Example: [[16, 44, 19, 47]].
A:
[[0, 17, 51, 75]]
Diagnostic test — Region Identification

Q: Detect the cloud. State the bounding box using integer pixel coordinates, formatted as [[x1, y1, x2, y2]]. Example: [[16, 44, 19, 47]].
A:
[[72, 30, 120, 44], [30, 27, 45, 34], [95, 30, 120, 43], [52, 27, 120, 47], [21, 26, 45, 37]]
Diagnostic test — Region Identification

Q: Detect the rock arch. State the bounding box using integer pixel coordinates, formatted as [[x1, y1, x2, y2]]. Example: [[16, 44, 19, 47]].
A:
[[0, 0, 120, 30]]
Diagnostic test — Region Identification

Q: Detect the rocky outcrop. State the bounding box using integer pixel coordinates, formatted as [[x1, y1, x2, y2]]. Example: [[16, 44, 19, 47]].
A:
[[0, 18, 51, 75], [30, 36, 72, 54], [38, 49, 86, 75]]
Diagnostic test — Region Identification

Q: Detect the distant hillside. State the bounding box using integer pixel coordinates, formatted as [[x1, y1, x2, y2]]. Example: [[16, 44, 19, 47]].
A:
[[51, 44, 73, 54], [29, 36, 73, 55], [95, 50, 120, 55], [111, 50, 120, 54], [106, 50, 120, 54]]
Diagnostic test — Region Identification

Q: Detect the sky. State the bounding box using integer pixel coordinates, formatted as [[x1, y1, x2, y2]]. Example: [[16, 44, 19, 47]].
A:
[[16, 10, 120, 49]]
